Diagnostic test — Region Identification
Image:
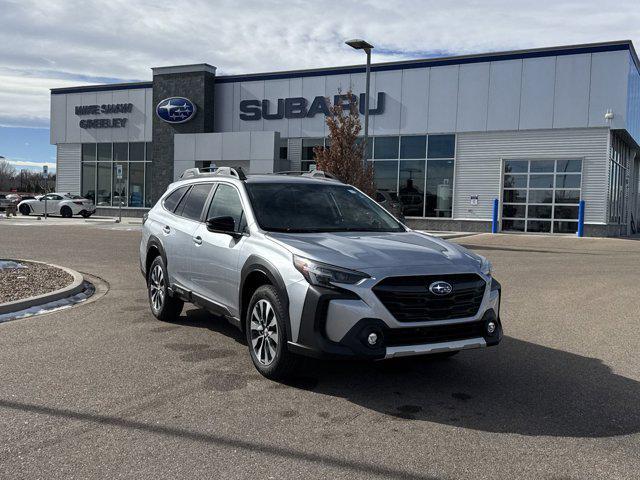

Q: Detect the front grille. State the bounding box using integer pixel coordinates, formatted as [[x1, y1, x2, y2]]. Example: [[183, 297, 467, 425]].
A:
[[384, 321, 485, 347], [372, 274, 486, 323]]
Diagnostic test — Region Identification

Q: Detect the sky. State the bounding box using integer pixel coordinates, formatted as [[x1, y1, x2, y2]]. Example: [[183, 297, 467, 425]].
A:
[[1, 0, 640, 172]]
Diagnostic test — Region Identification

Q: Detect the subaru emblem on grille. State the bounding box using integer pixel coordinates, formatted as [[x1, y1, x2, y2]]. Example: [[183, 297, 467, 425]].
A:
[[429, 281, 453, 296]]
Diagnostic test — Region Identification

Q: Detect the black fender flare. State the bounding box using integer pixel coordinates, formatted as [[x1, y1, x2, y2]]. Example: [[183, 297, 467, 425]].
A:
[[144, 236, 167, 278], [239, 255, 291, 340]]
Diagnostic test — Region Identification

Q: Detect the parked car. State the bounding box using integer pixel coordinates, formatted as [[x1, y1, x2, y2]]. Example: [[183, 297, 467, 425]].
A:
[[17, 192, 96, 218], [140, 167, 502, 379]]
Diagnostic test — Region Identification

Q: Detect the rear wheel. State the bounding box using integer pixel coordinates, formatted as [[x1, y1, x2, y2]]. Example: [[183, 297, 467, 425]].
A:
[[19, 204, 30, 216], [147, 256, 183, 321], [60, 206, 73, 218], [80, 211, 93, 218], [246, 285, 298, 379]]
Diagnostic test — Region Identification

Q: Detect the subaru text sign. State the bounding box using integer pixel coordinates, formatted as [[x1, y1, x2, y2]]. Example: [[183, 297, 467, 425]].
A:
[[156, 97, 197, 124], [239, 92, 385, 121]]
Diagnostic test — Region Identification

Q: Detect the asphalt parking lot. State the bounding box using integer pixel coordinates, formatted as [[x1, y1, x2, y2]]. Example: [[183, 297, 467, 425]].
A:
[[1, 224, 639, 479]]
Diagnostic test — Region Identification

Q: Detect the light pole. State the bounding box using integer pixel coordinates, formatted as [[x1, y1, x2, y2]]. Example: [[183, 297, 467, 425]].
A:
[[346, 39, 374, 161]]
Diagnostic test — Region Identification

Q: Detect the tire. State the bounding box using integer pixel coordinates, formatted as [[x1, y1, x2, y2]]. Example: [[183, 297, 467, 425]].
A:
[[80, 211, 93, 218], [246, 285, 298, 380], [60, 206, 73, 218], [19, 204, 30, 216], [147, 256, 183, 321]]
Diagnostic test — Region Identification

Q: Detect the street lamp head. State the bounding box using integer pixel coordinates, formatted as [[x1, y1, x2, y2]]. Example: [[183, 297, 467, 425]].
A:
[[345, 39, 374, 51]]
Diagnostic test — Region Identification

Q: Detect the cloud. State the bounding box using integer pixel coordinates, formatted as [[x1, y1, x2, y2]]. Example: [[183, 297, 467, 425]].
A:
[[0, 0, 639, 128], [2, 156, 56, 171]]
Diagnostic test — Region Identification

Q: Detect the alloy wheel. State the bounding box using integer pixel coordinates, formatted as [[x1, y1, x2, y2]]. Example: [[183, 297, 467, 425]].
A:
[[149, 264, 165, 312], [250, 299, 279, 365]]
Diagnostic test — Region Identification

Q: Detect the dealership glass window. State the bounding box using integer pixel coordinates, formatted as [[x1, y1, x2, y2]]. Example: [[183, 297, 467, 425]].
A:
[[129, 162, 144, 207], [129, 142, 145, 162], [374, 136, 399, 159], [372, 161, 398, 194], [81, 162, 96, 203], [96, 162, 112, 206], [97, 143, 112, 162], [113, 143, 128, 164], [427, 134, 455, 158], [279, 138, 288, 160], [399, 160, 425, 216], [425, 159, 454, 217], [502, 159, 582, 234], [355, 137, 373, 160], [400, 136, 426, 159], [80, 142, 154, 208], [82, 143, 96, 162], [302, 138, 323, 171], [112, 162, 128, 207]]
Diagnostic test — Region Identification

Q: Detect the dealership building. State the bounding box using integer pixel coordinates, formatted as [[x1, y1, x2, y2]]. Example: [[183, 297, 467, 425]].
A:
[[51, 40, 640, 236]]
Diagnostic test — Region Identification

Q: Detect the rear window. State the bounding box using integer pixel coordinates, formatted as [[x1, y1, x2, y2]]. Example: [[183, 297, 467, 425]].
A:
[[176, 183, 213, 221], [163, 186, 189, 212]]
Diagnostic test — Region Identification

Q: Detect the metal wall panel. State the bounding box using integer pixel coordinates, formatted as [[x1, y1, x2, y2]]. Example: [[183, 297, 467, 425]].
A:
[[487, 60, 522, 131], [456, 63, 490, 132], [553, 54, 591, 128], [454, 128, 609, 224], [588, 50, 628, 129], [400, 68, 429, 134], [301, 75, 326, 137], [519, 57, 556, 130], [371, 70, 402, 135], [50, 94, 67, 144], [264, 78, 290, 138], [239, 81, 265, 132], [55, 143, 81, 194], [428, 65, 459, 133]]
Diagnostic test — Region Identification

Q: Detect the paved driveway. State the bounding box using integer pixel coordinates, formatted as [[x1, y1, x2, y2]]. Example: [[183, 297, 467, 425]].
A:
[[1, 225, 639, 479]]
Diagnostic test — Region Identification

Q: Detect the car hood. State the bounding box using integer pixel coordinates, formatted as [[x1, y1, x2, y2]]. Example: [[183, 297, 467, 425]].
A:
[[266, 231, 482, 272]]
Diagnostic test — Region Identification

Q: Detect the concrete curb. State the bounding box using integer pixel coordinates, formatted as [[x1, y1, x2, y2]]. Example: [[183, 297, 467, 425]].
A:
[[0, 260, 85, 315]]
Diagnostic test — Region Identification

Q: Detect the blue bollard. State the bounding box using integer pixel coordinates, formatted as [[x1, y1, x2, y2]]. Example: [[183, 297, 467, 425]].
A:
[[492, 198, 499, 233], [577, 200, 585, 237]]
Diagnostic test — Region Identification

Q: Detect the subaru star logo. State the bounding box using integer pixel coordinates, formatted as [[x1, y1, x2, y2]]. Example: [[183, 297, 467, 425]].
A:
[[429, 281, 453, 296], [156, 97, 197, 124]]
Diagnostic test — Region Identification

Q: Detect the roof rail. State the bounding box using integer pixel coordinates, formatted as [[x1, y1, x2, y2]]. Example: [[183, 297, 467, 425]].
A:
[[179, 165, 247, 181], [274, 170, 342, 182]]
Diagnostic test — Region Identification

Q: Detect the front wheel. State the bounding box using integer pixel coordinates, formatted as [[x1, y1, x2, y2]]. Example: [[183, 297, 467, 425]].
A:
[[19, 204, 30, 216], [147, 256, 183, 321], [246, 285, 298, 379]]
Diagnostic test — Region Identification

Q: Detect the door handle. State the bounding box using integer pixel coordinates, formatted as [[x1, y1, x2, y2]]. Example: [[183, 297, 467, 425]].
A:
[[193, 236, 203, 246], [163, 225, 171, 234]]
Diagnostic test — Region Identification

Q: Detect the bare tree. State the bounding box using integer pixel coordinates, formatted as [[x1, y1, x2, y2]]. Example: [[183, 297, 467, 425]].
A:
[[313, 91, 375, 196], [0, 159, 17, 191]]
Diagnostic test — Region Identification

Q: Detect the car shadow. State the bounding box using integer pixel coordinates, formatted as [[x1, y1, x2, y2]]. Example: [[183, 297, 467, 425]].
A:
[[297, 336, 640, 438], [164, 309, 640, 439]]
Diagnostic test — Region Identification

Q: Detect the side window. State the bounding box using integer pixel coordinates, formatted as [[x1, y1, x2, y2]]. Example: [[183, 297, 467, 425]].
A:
[[206, 184, 245, 232], [163, 186, 189, 212], [176, 183, 213, 221]]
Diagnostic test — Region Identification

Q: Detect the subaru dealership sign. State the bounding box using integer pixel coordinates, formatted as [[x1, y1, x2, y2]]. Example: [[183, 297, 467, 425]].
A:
[[156, 97, 197, 124]]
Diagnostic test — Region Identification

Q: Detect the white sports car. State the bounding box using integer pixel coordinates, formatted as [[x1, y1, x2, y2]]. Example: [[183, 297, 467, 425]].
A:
[[17, 192, 96, 218]]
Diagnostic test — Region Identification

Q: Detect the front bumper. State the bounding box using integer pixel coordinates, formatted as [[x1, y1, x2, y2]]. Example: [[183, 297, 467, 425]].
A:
[[287, 278, 502, 360]]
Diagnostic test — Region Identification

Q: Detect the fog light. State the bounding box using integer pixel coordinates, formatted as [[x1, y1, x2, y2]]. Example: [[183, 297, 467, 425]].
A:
[[367, 333, 378, 346], [487, 321, 497, 335]]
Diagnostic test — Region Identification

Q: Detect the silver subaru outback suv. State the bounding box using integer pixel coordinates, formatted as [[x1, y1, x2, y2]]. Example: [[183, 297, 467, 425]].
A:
[[140, 167, 502, 379]]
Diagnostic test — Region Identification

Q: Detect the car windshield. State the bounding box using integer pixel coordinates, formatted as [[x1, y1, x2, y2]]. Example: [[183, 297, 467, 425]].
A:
[[245, 182, 405, 233]]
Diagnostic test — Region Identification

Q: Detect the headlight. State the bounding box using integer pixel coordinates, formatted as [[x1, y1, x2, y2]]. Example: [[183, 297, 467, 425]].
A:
[[293, 255, 369, 288], [480, 256, 492, 276]]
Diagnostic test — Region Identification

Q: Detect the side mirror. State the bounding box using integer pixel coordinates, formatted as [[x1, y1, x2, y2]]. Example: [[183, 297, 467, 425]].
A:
[[206, 216, 240, 237]]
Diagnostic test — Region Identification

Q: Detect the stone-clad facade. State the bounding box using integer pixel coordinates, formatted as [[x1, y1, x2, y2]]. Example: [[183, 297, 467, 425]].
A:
[[151, 65, 216, 203]]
